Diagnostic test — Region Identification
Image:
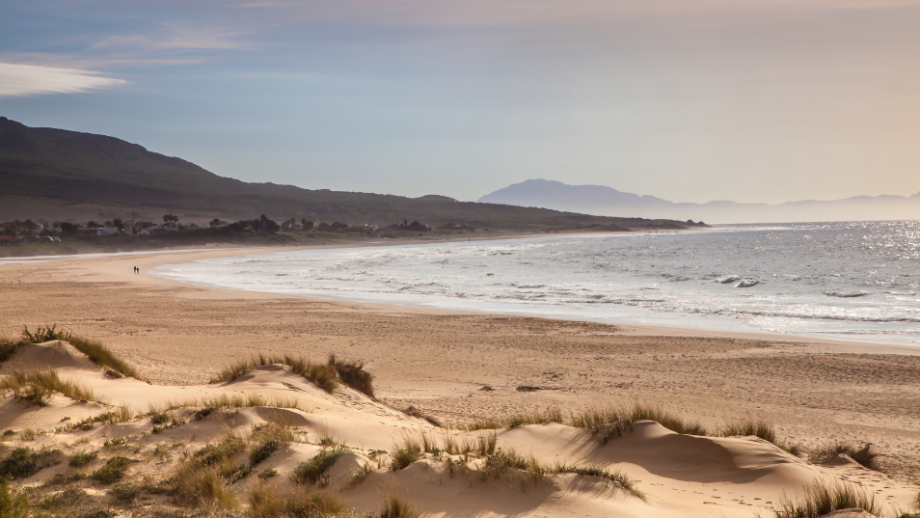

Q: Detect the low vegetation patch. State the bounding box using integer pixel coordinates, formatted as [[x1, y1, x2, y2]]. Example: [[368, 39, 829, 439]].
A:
[[329, 354, 375, 399], [390, 437, 422, 471], [551, 464, 644, 499], [211, 353, 376, 398], [569, 405, 706, 444], [0, 337, 24, 365], [69, 451, 98, 468], [249, 423, 295, 466], [773, 480, 880, 518], [65, 334, 144, 380], [720, 420, 776, 443], [0, 447, 63, 479], [21, 324, 67, 343], [0, 479, 29, 518], [0, 370, 98, 406], [378, 494, 420, 518], [294, 449, 347, 486], [247, 483, 345, 518], [809, 443, 879, 470], [91, 456, 136, 484]]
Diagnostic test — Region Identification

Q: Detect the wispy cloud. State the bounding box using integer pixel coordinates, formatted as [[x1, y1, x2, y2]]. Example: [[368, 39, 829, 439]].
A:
[[92, 24, 255, 52], [0, 62, 126, 97]]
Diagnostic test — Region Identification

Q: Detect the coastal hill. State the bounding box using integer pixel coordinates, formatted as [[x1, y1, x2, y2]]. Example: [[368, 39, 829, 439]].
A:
[[0, 118, 698, 231], [479, 179, 920, 224]]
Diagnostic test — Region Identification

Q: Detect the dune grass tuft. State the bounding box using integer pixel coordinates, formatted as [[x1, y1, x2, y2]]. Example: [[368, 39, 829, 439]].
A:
[[0, 337, 24, 365], [720, 419, 776, 443], [378, 494, 420, 518], [21, 324, 66, 343], [809, 443, 879, 470], [167, 432, 247, 508], [210, 353, 377, 398], [328, 354, 375, 399], [293, 449, 347, 486], [568, 405, 706, 444], [91, 456, 136, 484], [390, 437, 422, 471], [64, 334, 144, 380], [249, 423, 295, 466], [247, 483, 344, 518], [551, 464, 644, 499], [774, 480, 881, 518], [0, 370, 98, 406]]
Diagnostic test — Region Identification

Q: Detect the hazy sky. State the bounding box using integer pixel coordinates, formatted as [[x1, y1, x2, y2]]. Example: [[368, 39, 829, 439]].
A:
[[1, 0, 918, 204]]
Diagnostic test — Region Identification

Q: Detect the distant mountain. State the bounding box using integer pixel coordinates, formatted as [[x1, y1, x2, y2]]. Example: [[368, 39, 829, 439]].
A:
[[0, 118, 696, 231], [479, 179, 920, 224]]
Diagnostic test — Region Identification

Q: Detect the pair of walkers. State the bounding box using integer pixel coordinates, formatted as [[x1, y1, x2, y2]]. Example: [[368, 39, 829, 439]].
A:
[[133, 266, 140, 274]]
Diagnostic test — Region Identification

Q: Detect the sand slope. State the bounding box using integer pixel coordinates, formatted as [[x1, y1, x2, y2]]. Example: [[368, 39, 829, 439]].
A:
[[1, 341, 915, 517]]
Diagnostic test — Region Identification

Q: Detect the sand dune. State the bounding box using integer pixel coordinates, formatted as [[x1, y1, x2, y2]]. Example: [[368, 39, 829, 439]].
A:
[[0, 340, 916, 517]]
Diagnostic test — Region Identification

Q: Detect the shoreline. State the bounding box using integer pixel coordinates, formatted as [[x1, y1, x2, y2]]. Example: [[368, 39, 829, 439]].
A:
[[2, 237, 920, 484], [6, 237, 919, 356]]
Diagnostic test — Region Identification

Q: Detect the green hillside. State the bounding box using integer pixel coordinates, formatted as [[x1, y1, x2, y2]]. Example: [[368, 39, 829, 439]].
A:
[[0, 117, 696, 230]]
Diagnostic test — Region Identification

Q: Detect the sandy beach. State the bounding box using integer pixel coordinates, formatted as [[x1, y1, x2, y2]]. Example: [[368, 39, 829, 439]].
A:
[[1, 243, 918, 517]]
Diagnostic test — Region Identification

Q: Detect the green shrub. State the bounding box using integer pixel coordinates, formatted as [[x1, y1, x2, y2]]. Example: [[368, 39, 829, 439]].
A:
[[70, 450, 98, 468], [91, 456, 135, 484], [0, 447, 62, 478]]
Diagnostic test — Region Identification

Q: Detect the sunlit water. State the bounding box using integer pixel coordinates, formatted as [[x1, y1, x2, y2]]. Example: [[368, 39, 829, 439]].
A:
[[153, 221, 920, 345]]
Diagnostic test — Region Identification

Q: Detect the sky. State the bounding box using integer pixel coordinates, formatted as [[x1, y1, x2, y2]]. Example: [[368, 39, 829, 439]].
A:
[[1, 0, 918, 204]]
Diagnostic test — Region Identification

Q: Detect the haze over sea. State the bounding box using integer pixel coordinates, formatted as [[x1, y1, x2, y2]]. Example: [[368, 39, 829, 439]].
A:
[[155, 221, 920, 345]]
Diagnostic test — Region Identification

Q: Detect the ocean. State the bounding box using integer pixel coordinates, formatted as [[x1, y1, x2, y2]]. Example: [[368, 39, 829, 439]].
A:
[[153, 221, 920, 345]]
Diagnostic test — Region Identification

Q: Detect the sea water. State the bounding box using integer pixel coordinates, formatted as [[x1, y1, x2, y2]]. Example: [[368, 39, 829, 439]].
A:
[[153, 221, 920, 345]]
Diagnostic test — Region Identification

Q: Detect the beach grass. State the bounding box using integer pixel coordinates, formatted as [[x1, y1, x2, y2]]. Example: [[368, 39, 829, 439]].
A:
[[247, 483, 345, 518], [293, 449, 347, 486], [809, 443, 879, 470], [0, 370, 98, 406], [773, 480, 880, 518], [210, 353, 376, 398], [378, 494, 420, 518], [64, 334, 144, 381], [720, 419, 776, 443]]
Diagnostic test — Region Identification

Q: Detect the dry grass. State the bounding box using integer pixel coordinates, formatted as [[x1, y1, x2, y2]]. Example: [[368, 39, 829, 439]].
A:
[[774, 480, 881, 518], [0, 337, 24, 365], [569, 405, 705, 444], [329, 354, 375, 399], [20, 324, 66, 343], [720, 419, 776, 443], [211, 353, 376, 398], [390, 437, 422, 471], [173, 466, 239, 509], [64, 334, 144, 381], [809, 443, 879, 470], [0, 370, 98, 406], [211, 353, 338, 393], [247, 483, 345, 518], [379, 494, 420, 518], [551, 464, 644, 499]]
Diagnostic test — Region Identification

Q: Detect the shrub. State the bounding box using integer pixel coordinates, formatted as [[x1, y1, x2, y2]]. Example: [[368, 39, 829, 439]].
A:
[[774, 480, 880, 518], [402, 406, 442, 427], [0, 479, 28, 518], [293, 449, 346, 485], [0, 447, 62, 478], [70, 451, 98, 467], [210, 353, 376, 397], [91, 456, 136, 484]]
